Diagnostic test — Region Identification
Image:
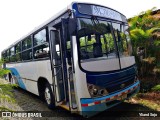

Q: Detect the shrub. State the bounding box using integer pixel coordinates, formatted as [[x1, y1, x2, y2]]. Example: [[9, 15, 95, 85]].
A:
[[152, 85, 160, 92]]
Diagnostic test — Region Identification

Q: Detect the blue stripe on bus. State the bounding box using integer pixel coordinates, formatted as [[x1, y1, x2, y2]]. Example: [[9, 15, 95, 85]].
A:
[[80, 81, 140, 117], [80, 81, 139, 104], [8, 68, 26, 90]]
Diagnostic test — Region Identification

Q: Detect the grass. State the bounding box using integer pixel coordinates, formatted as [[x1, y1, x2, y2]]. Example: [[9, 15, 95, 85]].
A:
[[134, 98, 160, 111], [0, 106, 14, 111], [0, 78, 17, 111], [132, 76, 160, 111], [130, 92, 160, 111], [152, 84, 160, 92]]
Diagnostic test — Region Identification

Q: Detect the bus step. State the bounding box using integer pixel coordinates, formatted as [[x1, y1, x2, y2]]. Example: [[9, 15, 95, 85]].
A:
[[59, 102, 77, 111], [59, 102, 70, 111]]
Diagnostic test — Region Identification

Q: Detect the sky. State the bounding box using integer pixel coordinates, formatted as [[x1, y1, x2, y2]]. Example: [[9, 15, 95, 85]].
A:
[[0, 0, 160, 55]]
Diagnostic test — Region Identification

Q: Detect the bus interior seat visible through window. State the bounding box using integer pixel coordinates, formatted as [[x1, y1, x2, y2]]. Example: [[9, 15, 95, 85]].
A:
[[93, 43, 103, 58], [80, 49, 89, 60]]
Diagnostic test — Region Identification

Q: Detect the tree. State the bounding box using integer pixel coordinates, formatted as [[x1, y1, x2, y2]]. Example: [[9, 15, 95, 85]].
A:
[[129, 8, 160, 76]]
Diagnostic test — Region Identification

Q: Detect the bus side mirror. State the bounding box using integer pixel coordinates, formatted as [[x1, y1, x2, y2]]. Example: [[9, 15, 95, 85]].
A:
[[68, 18, 77, 35]]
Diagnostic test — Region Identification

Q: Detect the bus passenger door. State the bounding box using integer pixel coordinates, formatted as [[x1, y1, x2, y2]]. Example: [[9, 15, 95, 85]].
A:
[[61, 18, 78, 111], [49, 28, 65, 104]]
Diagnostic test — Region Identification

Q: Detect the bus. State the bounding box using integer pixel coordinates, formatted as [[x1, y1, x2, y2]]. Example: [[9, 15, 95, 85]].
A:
[[1, 2, 140, 117]]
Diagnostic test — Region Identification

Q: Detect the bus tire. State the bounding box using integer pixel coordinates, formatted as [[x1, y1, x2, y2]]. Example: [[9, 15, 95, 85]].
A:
[[44, 82, 55, 109]]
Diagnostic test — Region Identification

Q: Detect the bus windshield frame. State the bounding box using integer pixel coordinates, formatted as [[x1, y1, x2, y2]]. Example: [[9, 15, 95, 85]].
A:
[[77, 17, 132, 71]]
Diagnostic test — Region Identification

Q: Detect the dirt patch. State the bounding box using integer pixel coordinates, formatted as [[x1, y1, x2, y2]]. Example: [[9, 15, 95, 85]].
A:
[[130, 92, 160, 111], [137, 92, 160, 104]]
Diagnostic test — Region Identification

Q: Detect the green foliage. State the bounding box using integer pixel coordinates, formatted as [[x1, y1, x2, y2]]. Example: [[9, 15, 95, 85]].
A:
[[0, 59, 15, 111], [152, 85, 160, 92], [0, 84, 16, 98], [0, 106, 13, 111], [0, 69, 10, 78], [0, 59, 10, 78], [0, 79, 18, 111], [129, 7, 160, 77]]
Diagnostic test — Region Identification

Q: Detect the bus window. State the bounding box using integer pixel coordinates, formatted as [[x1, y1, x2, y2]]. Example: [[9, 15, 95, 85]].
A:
[[67, 41, 71, 65], [33, 43, 49, 59], [15, 43, 21, 53], [22, 37, 32, 50], [124, 25, 132, 55], [2, 51, 6, 62], [15, 53, 21, 62], [6, 49, 10, 63], [33, 29, 49, 59], [78, 18, 116, 60], [22, 49, 32, 61], [22, 36, 33, 61], [15, 43, 21, 62], [34, 29, 47, 46], [112, 23, 130, 57], [10, 47, 15, 62]]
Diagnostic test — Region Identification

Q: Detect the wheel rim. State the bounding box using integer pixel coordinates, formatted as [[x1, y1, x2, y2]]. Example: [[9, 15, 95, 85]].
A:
[[44, 87, 51, 105]]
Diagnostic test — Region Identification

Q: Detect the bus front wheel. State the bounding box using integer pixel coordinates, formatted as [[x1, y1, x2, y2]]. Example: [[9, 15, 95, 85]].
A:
[[44, 83, 55, 109]]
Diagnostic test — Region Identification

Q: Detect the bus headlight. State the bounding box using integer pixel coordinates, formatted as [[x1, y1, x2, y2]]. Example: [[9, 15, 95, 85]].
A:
[[98, 89, 108, 96], [87, 84, 109, 97]]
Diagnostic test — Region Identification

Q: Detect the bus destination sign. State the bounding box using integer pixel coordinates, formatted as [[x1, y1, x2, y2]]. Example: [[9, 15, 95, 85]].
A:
[[77, 4, 122, 21], [92, 5, 122, 21]]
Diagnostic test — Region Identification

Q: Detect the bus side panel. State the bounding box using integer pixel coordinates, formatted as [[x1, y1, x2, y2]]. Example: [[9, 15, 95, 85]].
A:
[[6, 60, 52, 96], [15, 62, 38, 95], [35, 60, 53, 85], [21, 60, 52, 95], [72, 36, 91, 112]]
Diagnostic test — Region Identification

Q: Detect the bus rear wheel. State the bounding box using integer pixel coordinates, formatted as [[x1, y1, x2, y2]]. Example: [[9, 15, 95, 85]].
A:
[[44, 83, 55, 109]]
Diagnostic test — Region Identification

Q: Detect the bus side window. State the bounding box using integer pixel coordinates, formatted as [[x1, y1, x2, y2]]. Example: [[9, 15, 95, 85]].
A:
[[6, 49, 10, 63], [67, 41, 71, 65], [33, 29, 49, 59], [15, 42, 22, 62], [34, 44, 49, 58], [22, 49, 32, 61]]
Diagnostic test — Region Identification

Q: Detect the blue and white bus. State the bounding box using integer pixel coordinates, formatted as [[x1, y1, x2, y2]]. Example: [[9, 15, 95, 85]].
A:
[[1, 2, 140, 117]]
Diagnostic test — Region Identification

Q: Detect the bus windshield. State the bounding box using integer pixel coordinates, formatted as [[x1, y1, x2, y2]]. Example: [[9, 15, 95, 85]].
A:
[[77, 18, 132, 62]]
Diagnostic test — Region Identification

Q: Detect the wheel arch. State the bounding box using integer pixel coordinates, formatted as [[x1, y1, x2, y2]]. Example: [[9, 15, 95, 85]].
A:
[[37, 77, 53, 99]]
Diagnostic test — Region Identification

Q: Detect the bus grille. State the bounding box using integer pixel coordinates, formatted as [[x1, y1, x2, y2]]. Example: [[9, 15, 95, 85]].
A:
[[105, 74, 135, 94], [86, 66, 136, 94]]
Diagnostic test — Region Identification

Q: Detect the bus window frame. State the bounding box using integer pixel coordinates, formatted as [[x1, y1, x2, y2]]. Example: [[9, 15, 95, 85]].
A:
[[76, 16, 130, 74], [33, 28, 50, 60]]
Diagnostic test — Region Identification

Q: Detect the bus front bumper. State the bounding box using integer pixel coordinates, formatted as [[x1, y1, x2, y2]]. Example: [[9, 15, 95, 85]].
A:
[[80, 81, 140, 117]]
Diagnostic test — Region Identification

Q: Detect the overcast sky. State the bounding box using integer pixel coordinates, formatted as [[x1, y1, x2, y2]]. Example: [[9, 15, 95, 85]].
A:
[[0, 0, 160, 54]]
